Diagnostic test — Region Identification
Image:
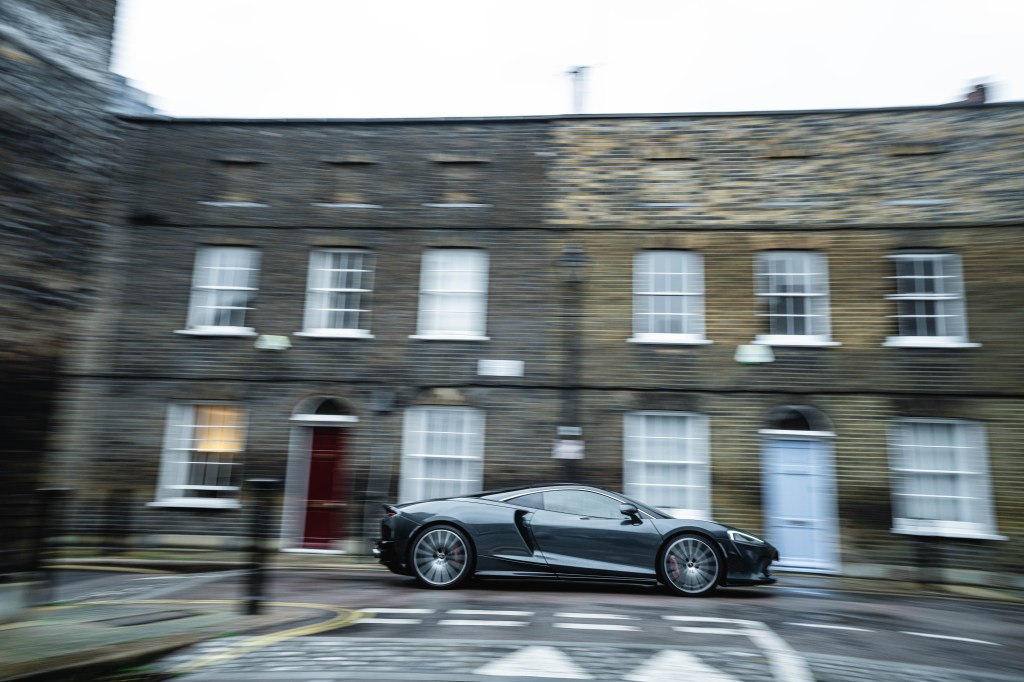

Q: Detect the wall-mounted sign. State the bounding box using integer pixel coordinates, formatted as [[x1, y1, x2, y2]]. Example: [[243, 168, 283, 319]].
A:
[[478, 359, 525, 377], [254, 334, 292, 351], [734, 344, 774, 364], [552, 440, 585, 460]]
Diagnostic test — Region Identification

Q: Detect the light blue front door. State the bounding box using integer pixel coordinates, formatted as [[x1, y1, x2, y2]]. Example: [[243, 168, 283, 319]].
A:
[[762, 438, 839, 572]]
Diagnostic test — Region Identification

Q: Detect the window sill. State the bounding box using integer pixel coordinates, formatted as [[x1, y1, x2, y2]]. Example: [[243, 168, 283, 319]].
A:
[[753, 336, 841, 347], [198, 201, 269, 208], [409, 334, 490, 341], [295, 330, 374, 339], [892, 528, 1006, 541], [175, 328, 258, 337], [311, 202, 381, 209], [421, 203, 492, 208], [148, 499, 241, 510], [628, 335, 713, 345], [883, 337, 980, 349]]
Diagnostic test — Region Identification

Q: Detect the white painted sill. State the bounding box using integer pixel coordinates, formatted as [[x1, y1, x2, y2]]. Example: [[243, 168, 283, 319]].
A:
[[892, 528, 1007, 541], [294, 330, 375, 339], [753, 335, 842, 347], [883, 337, 980, 349], [198, 201, 269, 208], [175, 328, 258, 337], [409, 334, 490, 341], [421, 203, 492, 208], [148, 499, 241, 510], [311, 202, 381, 209], [628, 335, 713, 345]]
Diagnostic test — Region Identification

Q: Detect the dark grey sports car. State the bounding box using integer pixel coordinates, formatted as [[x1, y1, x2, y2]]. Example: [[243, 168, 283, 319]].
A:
[[373, 484, 778, 597]]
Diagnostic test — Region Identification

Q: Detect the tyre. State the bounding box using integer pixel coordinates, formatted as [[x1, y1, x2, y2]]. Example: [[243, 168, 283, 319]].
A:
[[659, 533, 722, 597], [410, 524, 474, 589]]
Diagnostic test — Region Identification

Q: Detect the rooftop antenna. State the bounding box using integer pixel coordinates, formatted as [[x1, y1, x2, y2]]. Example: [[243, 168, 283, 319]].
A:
[[568, 66, 589, 114]]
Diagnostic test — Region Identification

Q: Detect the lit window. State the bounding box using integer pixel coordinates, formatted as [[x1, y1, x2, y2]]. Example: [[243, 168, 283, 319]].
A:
[[400, 407, 484, 502], [183, 247, 260, 335], [889, 419, 999, 539], [301, 249, 373, 337], [631, 251, 706, 343], [414, 249, 489, 339], [885, 253, 977, 347], [156, 403, 246, 507], [755, 251, 834, 345], [623, 412, 710, 519]]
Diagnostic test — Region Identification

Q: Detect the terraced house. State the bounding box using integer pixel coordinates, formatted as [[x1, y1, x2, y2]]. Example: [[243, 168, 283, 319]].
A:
[[50, 102, 1024, 587]]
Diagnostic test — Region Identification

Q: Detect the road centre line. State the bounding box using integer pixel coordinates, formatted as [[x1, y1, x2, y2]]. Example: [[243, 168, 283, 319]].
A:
[[901, 631, 1001, 646], [438, 619, 528, 627], [554, 622, 642, 631], [447, 609, 535, 616], [361, 618, 423, 625], [787, 622, 874, 632], [362, 606, 434, 614], [673, 627, 747, 635], [555, 612, 639, 620]]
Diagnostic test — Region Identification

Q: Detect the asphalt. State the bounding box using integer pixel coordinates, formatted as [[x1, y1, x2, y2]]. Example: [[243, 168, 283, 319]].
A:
[[1, 552, 1021, 682]]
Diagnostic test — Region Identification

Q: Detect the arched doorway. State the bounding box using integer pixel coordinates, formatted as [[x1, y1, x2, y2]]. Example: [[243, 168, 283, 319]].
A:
[[282, 397, 358, 552], [760, 405, 840, 572]]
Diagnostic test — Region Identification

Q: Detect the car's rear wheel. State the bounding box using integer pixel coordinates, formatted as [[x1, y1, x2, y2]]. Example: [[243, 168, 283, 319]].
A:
[[659, 533, 722, 597], [410, 524, 473, 589]]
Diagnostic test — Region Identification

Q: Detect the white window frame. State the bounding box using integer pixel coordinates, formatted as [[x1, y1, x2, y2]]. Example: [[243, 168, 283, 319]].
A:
[[884, 253, 978, 348], [153, 403, 247, 509], [297, 249, 374, 338], [399, 407, 484, 503], [754, 251, 838, 346], [629, 251, 711, 345], [623, 411, 710, 519], [178, 246, 260, 336], [887, 419, 1002, 540], [412, 249, 489, 340]]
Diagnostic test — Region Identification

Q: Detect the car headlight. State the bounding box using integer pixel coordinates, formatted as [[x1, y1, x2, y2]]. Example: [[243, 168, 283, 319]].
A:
[[727, 529, 766, 545]]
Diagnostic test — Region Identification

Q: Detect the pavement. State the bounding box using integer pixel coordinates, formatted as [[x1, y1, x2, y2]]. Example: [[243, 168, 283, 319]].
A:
[[1, 551, 1021, 682]]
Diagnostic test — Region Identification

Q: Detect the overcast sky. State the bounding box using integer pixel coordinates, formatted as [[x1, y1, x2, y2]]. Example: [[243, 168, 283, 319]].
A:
[[112, 0, 1024, 119]]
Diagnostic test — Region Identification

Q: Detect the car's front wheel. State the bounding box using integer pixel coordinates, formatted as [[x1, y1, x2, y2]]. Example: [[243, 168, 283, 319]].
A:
[[410, 524, 473, 589], [659, 533, 722, 596]]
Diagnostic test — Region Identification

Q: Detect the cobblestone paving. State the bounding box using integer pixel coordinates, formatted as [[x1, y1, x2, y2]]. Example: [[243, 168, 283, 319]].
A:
[[158, 636, 1020, 681]]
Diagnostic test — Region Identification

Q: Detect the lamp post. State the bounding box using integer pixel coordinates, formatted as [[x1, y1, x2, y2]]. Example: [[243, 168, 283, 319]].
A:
[[556, 245, 588, 482]]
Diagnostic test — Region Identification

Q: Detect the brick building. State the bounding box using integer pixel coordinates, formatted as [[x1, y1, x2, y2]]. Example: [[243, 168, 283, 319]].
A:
[[0, 0, 119, 576], [50, 104, 1024, 586]]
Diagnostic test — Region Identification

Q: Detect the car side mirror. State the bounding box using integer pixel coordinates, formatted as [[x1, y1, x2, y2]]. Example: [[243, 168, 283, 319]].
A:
[[619, 503, 641, 524]]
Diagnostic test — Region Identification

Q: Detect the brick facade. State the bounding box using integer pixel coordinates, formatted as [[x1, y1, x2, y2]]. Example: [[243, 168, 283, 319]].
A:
[[0, 0, 118, 574], [52, 105, 1024, 585]]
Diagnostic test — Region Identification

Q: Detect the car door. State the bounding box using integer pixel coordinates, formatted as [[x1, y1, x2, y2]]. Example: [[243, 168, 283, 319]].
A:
[[528, 489, 662, 579]]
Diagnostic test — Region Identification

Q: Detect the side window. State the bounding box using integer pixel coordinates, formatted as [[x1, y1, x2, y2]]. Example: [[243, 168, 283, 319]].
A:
[[543, 490, 622, 519], [506, 492, 543, 509]]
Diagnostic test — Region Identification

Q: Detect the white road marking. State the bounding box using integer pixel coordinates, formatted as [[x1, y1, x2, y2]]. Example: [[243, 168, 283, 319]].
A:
[[360, 618, 423, 625], [447, 609, 535, 616], [662, 616, 814, 682], [475, 645, 593, 679], [787, 622, 874, 632], [901, 631, 1001, 646], [554, 623, 642, 632], [672, 627, 747, 635], [554, 612, 639, 620], [362, 608, 435, 614], [438, 619, 528, 627], [625, 650, 741, 682]]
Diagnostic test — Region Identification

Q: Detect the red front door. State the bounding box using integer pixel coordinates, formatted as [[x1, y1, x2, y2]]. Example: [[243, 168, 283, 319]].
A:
[[302, 427, 347, 549]]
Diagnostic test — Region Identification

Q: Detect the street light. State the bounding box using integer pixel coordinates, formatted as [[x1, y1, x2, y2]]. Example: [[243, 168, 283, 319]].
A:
[[555, 245, 589, 482]]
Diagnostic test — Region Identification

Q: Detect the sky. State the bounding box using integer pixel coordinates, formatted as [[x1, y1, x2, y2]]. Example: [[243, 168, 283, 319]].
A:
[[111, 0, 1024, 119]]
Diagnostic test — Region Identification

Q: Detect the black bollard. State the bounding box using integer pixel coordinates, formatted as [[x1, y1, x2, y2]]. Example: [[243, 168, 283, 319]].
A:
[[33, 488, 70, 604], [244, 478, 279, 615]]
